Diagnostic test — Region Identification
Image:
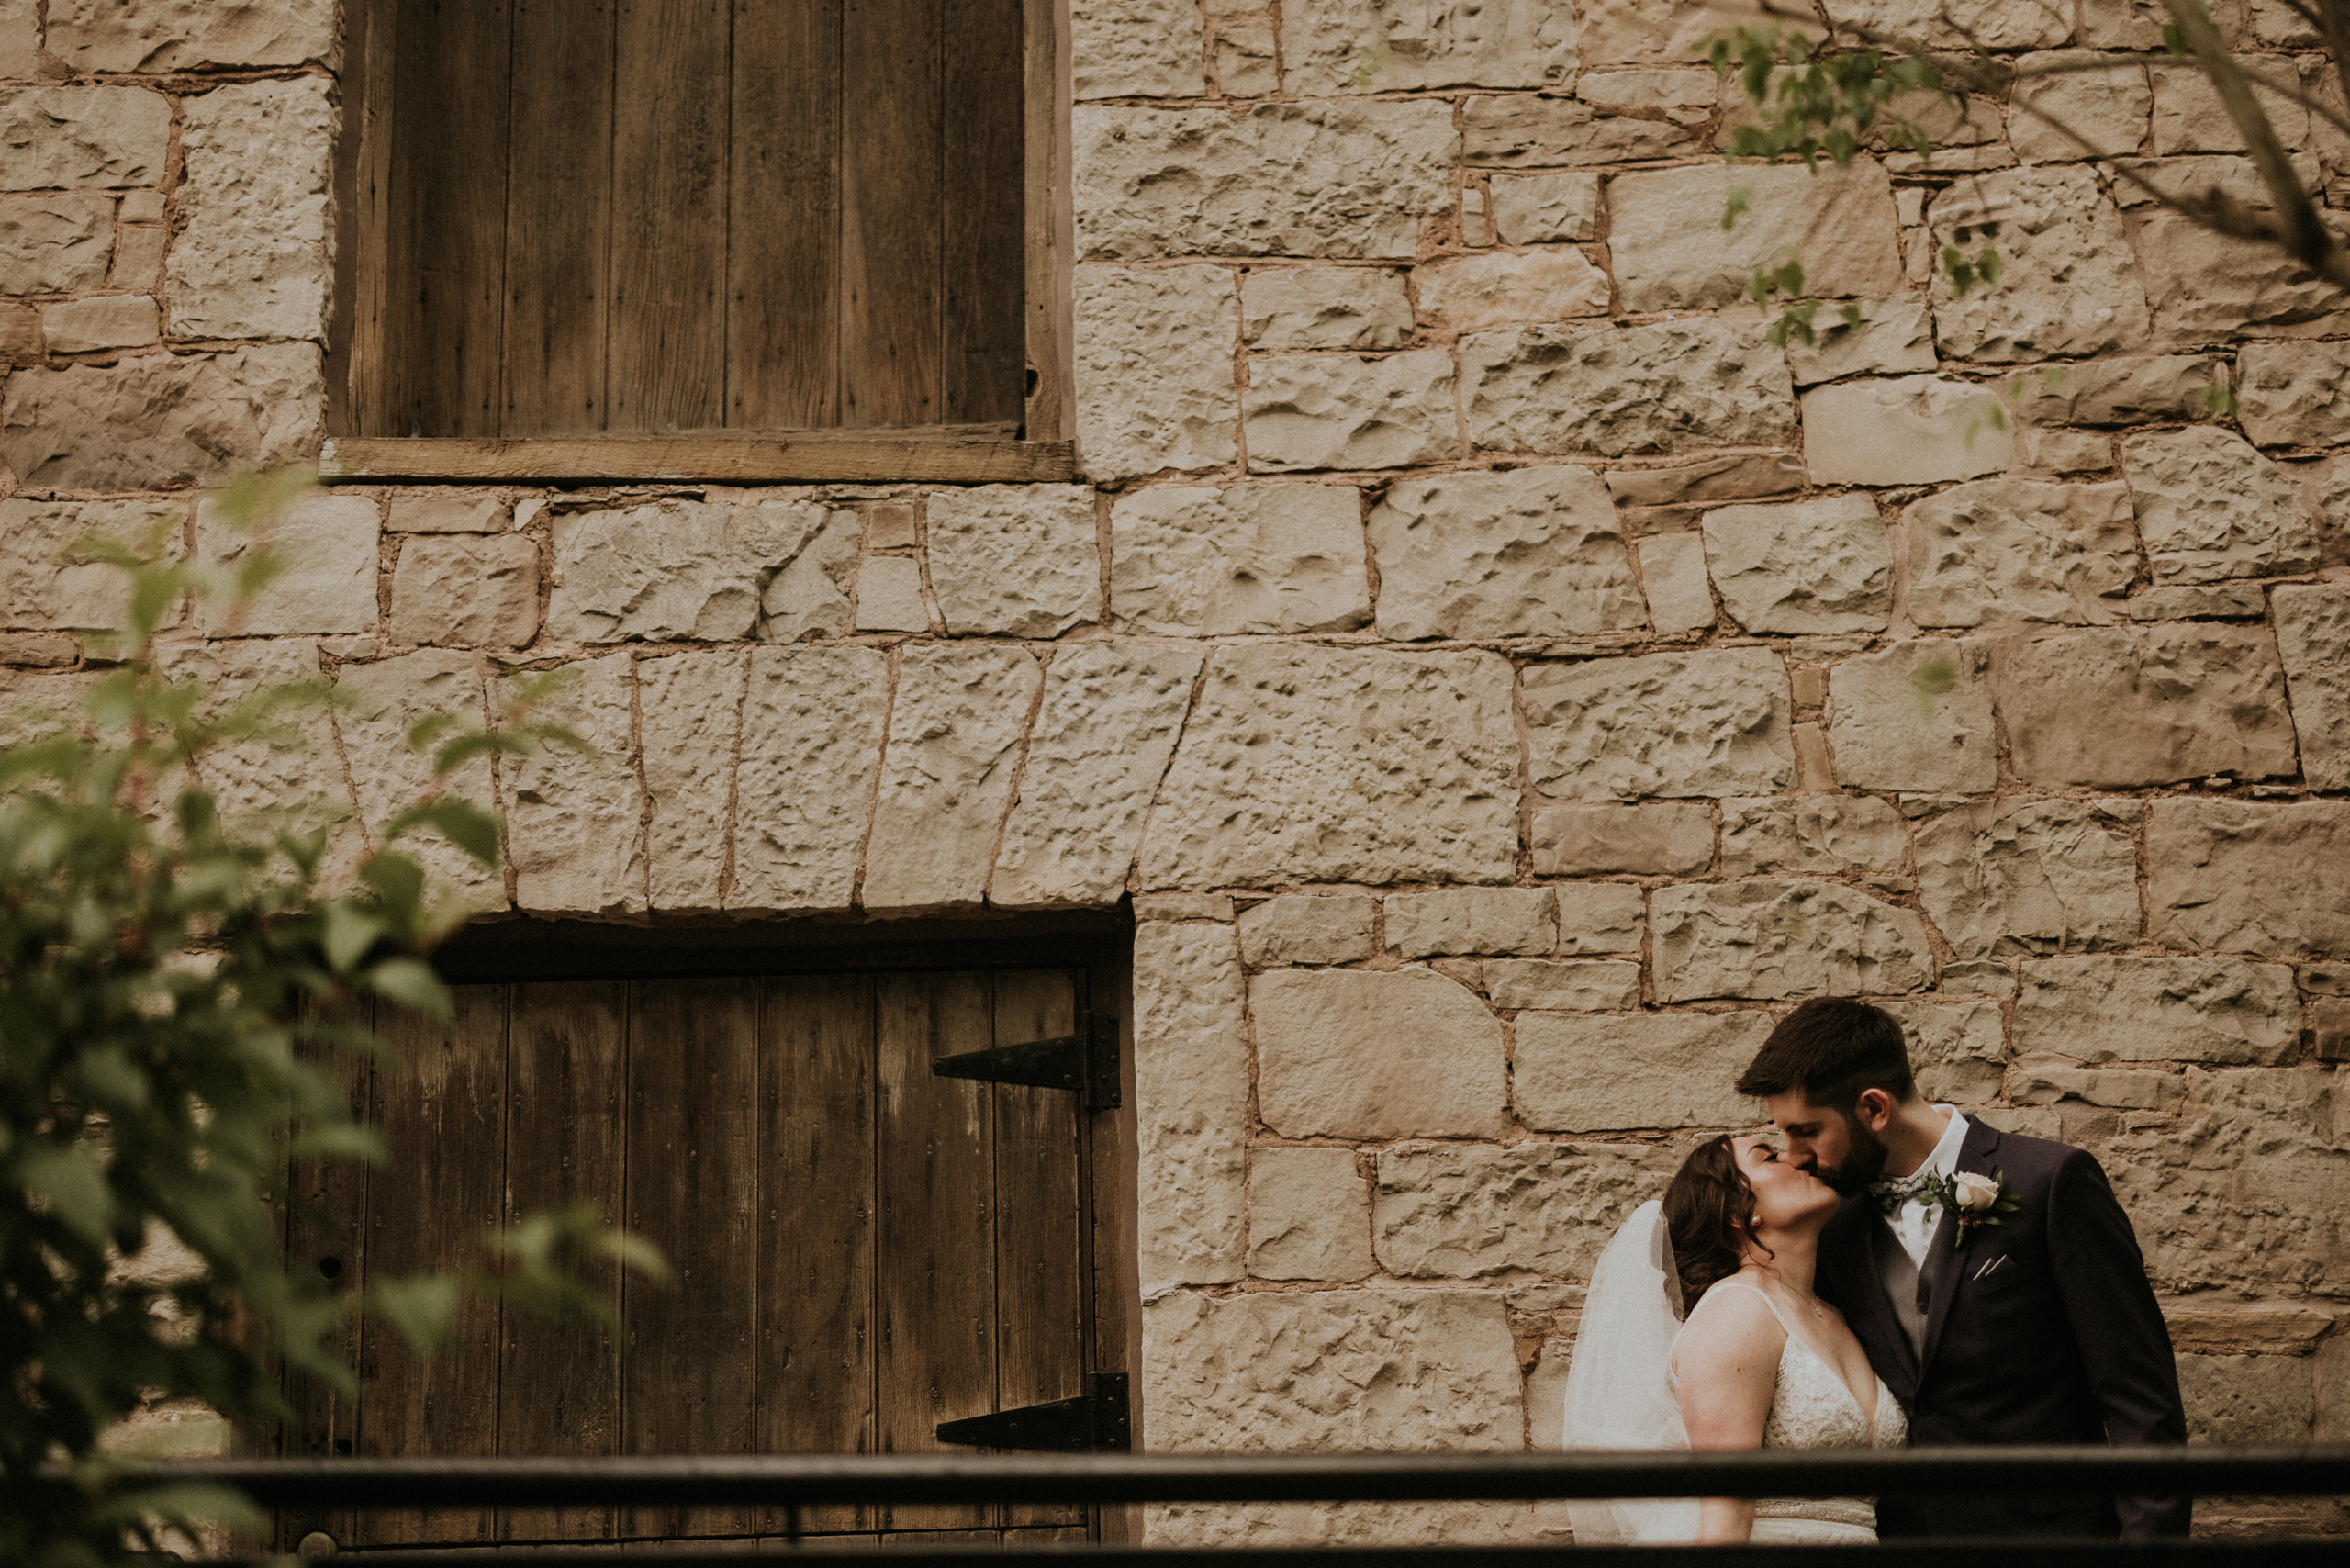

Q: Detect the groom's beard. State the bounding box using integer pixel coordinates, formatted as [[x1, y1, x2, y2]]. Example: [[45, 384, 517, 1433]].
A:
[[1815, 1117, 1891, 1196]]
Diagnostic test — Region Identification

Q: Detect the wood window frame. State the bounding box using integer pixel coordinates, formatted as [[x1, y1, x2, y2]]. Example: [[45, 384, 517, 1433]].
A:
[[322, 0, 1076, 487]]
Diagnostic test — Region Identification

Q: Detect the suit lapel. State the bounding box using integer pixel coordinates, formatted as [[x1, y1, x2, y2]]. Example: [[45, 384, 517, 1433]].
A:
[[1917, 1117, 2003, 1376]]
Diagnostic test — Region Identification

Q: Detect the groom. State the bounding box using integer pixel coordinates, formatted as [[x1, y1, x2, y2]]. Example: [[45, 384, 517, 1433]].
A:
[[1736, 997, 2189, 1539]]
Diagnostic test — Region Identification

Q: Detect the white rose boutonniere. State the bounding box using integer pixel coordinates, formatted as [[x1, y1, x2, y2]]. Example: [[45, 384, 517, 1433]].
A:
[[1952, 1172, 2001, 1212], [1926, 1169, 2019, 1237]]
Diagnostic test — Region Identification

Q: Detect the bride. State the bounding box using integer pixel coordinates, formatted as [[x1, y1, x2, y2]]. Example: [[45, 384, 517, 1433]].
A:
[[1561, 1134, 1907, 1545]]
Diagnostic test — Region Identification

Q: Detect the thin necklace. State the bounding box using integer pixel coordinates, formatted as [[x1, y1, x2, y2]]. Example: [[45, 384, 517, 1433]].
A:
[[1744, 1266, 1826, 1319]]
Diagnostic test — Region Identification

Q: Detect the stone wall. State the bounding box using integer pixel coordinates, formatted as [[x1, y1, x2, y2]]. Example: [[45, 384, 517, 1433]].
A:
[[3, 0, 2349, 1540]]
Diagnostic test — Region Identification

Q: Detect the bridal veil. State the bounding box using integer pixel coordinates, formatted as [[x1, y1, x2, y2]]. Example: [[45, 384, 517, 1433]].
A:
[[1559, 1198, 1700, 1544]]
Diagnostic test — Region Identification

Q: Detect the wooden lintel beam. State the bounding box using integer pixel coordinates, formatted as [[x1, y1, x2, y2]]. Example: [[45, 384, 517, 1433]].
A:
[[318, 435, 1079, 485]]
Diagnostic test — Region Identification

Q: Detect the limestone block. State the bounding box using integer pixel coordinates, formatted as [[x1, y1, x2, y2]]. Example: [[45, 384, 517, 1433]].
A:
[[545, 498, 830, 643], [1701, 494, 1891, 635], [2009, 1066, 2184, 1110], [860, 502, 917, 551], [1609, 162, 1903, 313], [2127, 583, 2268, 621], [1286, 0, 1577, 95], [1136, 922, 1250, 1289], [1462, 95, 1701, 166], [196, 494, 378, 637], [1784, 297, 1939, 386], [2121, 426, 2319, 583], [1141, 644, 1518, 887], [0, 632, 77, 666], [731, 646, 889, 913], [991, 643, 1205, 909], [386, 493, 505, 533], [1375, 1140, 1676, 1278], [2012, 958, 2300, 1064], [2132, 209, 2350, 340], [386, 534, 539, 649], [2277, 584, 2350, 790], [1143, 1289, 1522, 1450], [0, 301, 38, 354], [1553, 882, 1647, 954], [2147, 799, 2350, 960], [1242, 268, 1412, 350], [2238, 341, 2350, 447], [1488, 171, 1600, 243], [0, 1, 30, 74], [1529, 801, 1714, 876], [1800, 375, 2016, 487], [1074, 263, 1237, 482], [861, 644, 1040, 913], [162, 641, 361, 876], [2179, 1354, 2317, 1444], [1237, 893, 1379, 968], [1928, 168, 2149, 362], [851, 555, 928, 633], [1826, 640, 1998, 793], [1147, 1501, 1569, 1549], [638, 650, 744, 913], [2006, 354, 2223, 426], [1992, 625, 2298, 787], [1578, 0, 1766, 62], [923, 484, 1101, 636], [1523, 647, 1793, 801], [2150, 60, 2307, 156], [2103, 1068, 2350, 1294], [1915, 799, 2143, 960], [1214, 17, 1279, 97], [0, 86, 170, 187], [1112, 482, 1370, 634], [1516, 1010, 1773, 1130], [1579, 67, 1716, 110], [2010, 50, 2151, 164], [45, 0, 336, 71], [2164, 1300, 2337, 1355], [1074, 101, 1455, 260], [0, 497, 179, 630], [1901, 477, 2137, 627], [1253, 967, 1509, 1138], [1652, 880, 1935, 1002], [1636, 532, 1716, 633], [497, 654, 644, 916], [760, 508, 860, 642], [1611, 458, 1812, 510], [1718, 795, 1908, 878], [1247, 1147, 1372, 1282], [1414, 248, 1611, 331], [1072, 0, 1205, 98], [173, 80, 333, 342], [0, 193, 114, 294], [1821, 0, 2067, 47], [1881, 998, 2007, 1103], [108, 222, 163, 287], [41, 294, 158, 353], [1387, 888, 1556, 958], [1244, 349, 1457, 472], [1482, 958, 1640, 1011], [1370, 465, 1643, 640], [1465, 319, 1797, 456], [1137, 892, 1233, 923], [0, 343, 323, 491]]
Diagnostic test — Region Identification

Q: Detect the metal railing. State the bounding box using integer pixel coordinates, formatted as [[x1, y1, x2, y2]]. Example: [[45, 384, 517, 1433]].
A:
[[147, 1446, 2350, 1563]]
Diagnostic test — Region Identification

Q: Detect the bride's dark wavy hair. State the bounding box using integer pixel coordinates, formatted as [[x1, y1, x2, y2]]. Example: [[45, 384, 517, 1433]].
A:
[[1662, 1134, 1770, 1313]]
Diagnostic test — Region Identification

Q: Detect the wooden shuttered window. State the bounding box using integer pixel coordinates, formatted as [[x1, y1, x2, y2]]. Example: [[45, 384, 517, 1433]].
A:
[[338, 0, 1032, 444]]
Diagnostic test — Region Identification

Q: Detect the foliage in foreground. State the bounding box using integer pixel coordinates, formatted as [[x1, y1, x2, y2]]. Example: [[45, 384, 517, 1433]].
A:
[[0, 472, 663, 1565]]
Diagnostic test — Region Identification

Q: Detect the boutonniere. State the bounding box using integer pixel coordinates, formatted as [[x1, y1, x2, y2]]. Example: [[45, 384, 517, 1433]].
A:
[[1925, 1170, 2018, 1238]]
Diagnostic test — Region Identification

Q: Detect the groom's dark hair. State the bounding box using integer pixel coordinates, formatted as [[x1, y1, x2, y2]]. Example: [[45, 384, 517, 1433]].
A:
[[1735, 997, 1916, 1111]]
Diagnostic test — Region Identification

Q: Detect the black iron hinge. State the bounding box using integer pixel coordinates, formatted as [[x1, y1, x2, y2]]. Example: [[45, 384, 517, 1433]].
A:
[[935, 1372, 1131, 1452], [930, 1013, 1120, 1110]]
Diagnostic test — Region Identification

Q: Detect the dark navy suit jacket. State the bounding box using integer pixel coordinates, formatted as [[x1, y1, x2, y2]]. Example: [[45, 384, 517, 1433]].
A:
[[1816, 1118, 2190, 1539]]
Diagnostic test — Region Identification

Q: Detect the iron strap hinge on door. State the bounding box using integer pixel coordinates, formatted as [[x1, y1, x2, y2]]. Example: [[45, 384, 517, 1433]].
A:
[[929, 1012, 1120, 1110], [935, 1372, 1133, 1452]]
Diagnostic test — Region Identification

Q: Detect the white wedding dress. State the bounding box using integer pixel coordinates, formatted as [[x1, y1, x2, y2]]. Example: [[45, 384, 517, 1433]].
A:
[[1559, 1202, 1908, 1546]]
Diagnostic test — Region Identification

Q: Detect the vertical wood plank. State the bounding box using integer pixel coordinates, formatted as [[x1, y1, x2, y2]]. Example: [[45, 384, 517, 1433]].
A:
[[385, 0, 512, 435], [755, 973, 878, 1535], [1021, 0, 1070, 441], [728, 0, 842, 430], [875, 971, 995, 1532], [622, 978, 759, 1540], [503, 0, 617, 434], [327, 0, 384, 435], [841, 0, 944, 428], [355, 986, 509, 1547], [610, 0, 732, 432], [990, 969, 1087, 1529], [498, 982, 628, 1544], [941, 0, 1025, 426]]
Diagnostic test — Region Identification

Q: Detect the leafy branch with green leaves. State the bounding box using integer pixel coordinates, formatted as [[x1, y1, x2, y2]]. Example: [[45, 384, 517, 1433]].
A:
[[0, 471, 665, 1566]]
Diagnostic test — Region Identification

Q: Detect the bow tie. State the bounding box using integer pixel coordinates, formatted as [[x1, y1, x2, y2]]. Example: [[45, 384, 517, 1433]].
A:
[[1871, 1172, 1934, 1215]]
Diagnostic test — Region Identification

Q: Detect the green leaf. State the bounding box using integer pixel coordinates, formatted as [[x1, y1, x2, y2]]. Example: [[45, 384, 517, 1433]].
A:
[[366, 955, 452, 1019], [386, 797, 503, 868], [1720, 185, 1752, 232], [17, 1140, 117, 1246], [369, 1273, 466, 1354], [322, 900, 387, 974]]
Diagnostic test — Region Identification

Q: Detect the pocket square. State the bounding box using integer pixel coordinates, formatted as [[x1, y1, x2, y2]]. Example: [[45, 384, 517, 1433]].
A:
[[1972, 1254, 2011, 1282]]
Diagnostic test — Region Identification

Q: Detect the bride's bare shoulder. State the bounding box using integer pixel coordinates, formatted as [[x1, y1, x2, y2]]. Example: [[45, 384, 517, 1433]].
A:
[[1675, 1281, 1787, 1363]]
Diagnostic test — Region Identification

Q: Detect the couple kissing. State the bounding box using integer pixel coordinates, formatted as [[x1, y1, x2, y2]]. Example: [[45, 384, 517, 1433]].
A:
[[1561, 997, 2189, 1545]]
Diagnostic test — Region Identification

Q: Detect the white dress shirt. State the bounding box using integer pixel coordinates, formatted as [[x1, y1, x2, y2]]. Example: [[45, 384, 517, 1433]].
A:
[[1886, 1104, 1970, 1268]]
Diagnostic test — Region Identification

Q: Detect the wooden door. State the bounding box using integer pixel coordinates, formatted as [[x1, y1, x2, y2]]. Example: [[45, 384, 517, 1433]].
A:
[[275, 969, 1097, 1551]]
